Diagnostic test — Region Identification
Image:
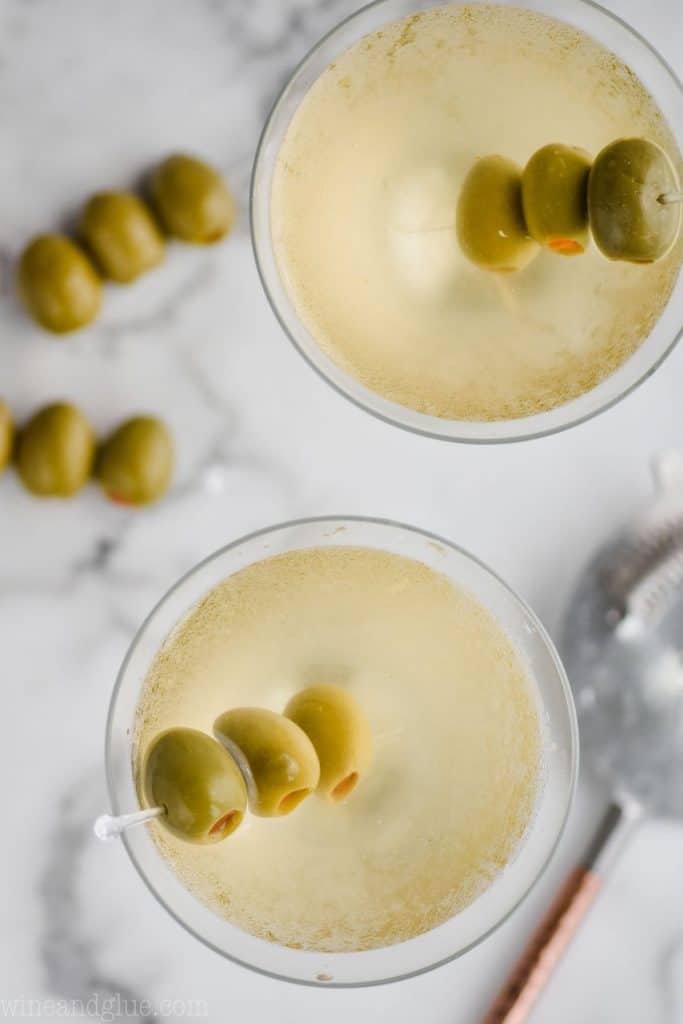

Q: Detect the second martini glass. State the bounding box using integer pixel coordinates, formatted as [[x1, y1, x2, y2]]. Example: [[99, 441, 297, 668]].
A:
[[252, 0, 683, 443]]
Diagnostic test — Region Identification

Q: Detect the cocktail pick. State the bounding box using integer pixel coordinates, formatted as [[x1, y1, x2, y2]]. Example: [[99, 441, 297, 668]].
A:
[[93, 806, 165, 842], [659, 191, 683, 204], [94, 728, 258, 844]]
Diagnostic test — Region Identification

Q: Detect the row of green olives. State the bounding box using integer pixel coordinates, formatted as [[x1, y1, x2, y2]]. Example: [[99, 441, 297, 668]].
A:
[[457, 138, 680, 272], [143, 685, 374, 843], [0, 401, 173, 503], [18, 154, 235, 333]]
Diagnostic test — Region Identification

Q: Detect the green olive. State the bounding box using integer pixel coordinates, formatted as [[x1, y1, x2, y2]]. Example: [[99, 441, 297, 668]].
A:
[[0, 401, 14, 474], [213, 708, 320, 817], [18, 235, 101, 333], [285, 685, 373, 802], [96, 416, 173, 506], [588, 138, 681, 263], [80, 192, 164, 283], [457, 155, 538, 272], [143, 727, 246, 844], [522, 144, 592, 254], [16, 403, 95, 497], [150, 154, 235, 244]]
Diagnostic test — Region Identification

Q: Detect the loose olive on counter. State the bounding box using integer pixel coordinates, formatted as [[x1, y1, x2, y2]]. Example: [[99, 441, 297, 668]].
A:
[[285, 685, 373, 802], [80, 192, 165, 283], [144, 727, 247, 843], [457, 155, 538, 272], [0, 401, 14, 474], [522, 144, 592, 254], [213, 708, 320, 817], [96, 416, 173, 506], [18, 235, 102, 333], [588, 138, 681, 263], [16, 403, 95, 497], [150, 154, 235, 244]]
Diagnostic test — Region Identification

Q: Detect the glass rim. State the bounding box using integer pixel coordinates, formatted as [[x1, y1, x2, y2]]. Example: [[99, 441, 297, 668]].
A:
[[250, 0, 683, 445], [105, 514, 579, 987]]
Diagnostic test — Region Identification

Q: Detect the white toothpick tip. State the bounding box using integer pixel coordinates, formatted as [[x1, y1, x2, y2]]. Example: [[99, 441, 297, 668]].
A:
[[658, 191, 683, 205], [93, 806, 165, 842]]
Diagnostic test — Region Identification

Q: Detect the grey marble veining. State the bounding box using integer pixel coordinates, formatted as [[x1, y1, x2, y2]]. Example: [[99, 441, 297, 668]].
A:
[[39, 775, 154, 1024], [0, 1, 682, 1022]]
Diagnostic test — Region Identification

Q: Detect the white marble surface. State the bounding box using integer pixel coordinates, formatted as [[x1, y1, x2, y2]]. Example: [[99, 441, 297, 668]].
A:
[[0, 1, 682, 1021]]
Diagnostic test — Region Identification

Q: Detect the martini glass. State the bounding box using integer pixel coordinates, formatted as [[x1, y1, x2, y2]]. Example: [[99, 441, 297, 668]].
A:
[[105, 516, 577, 986], [251, 0, 683, 443]]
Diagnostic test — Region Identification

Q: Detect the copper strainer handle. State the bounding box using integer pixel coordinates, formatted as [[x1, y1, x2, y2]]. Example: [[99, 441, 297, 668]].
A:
[[482, 867, 601, 1023], [482, 800, 641, 1024]]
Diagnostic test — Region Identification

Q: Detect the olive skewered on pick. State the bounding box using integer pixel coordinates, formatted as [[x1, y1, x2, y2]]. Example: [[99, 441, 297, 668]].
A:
[[588, 138, 681, 263], [521, 143, 591, 254], [457, 155, 538, 273], [214, 708, 320, 817], [143, 728, 247, 843], [285, 684, 374, 802]]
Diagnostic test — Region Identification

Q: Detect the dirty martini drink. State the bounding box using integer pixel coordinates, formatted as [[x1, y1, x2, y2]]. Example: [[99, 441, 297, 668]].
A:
[[107, 519, 576, 982], [266, 3, 682, 425], [134, 543, 541, 952]]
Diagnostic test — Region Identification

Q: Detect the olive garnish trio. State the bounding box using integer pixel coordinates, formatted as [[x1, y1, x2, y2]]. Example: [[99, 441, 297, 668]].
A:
[[142, 685, 373, 844], [457, 137, 681, 272]]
